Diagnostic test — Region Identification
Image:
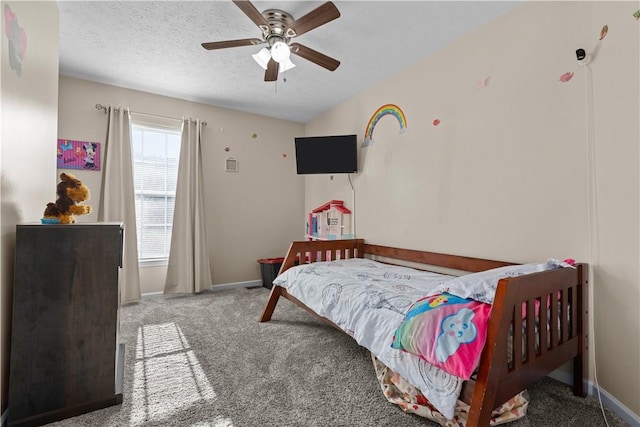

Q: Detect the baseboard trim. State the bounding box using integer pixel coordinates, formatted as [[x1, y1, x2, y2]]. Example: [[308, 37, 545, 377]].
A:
[[141, 280, 264, 298], [589, 381, 640, 427], [548, 370, 639, 426], [141, 291, 164, 298], [115, 343, 125, 395], [547, 369, 573, 386], [211, 280, 262, 291]]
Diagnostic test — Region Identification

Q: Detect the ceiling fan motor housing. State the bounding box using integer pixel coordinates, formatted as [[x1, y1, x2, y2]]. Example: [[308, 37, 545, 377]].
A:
[[261, 9, 293, 46]]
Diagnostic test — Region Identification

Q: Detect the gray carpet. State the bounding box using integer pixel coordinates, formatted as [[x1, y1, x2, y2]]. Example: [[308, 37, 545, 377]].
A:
[[49, 287, 627, 427]]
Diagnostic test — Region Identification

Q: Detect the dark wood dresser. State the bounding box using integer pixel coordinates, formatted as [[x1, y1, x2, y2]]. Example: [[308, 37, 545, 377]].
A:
[[8, 223, 124, 426]]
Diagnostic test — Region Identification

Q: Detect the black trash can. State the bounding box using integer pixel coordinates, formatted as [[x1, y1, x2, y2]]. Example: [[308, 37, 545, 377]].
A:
[[257, 257, 284, 289]]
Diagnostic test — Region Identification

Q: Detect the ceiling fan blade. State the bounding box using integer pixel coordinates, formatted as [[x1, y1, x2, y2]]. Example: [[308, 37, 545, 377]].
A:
[[201, 38, 262, 50], [265, 59, 279, 82], [232, 0, 270, 33], [285, 2, 340, 37], [290, 43, 340, 71]]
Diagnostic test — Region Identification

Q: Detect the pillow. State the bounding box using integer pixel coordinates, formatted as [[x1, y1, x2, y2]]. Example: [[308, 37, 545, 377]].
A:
[[434, 259, 572, 304], [391, 293, 491, 380]]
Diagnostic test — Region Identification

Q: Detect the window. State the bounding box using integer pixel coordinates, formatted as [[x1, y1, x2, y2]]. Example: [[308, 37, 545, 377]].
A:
[[131, 119, 182, 263]]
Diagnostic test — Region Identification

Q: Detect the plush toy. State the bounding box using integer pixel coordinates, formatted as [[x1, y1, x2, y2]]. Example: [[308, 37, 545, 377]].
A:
[[43, 172, 92, 224]]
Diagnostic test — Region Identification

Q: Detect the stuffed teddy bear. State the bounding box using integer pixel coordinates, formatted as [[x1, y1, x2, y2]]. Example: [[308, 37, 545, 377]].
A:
[[43, 172, 92, 224]]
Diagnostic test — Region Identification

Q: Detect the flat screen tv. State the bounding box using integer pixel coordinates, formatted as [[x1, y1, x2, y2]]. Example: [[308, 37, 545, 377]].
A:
[[294, 134, 358, 174]]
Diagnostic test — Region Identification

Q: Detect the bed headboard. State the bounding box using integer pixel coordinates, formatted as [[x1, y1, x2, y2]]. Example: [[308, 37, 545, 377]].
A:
[[280, 239, 515, 276], [362, 243, 514, 273]]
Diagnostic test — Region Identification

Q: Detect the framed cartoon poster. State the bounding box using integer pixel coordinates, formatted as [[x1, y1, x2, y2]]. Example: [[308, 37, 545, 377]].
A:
[[57, 139, 101, 171]]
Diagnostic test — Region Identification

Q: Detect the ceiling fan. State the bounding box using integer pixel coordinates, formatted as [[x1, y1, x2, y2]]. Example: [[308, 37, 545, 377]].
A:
[[202, 1, 341, 82]]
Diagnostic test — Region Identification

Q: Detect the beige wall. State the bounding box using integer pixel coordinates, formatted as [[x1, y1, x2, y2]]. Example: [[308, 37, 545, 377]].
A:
[[1, 0, 59, 413], [305, 1, 639, 420], [58, 77, 305, 292], [2, 0, 637, 422]]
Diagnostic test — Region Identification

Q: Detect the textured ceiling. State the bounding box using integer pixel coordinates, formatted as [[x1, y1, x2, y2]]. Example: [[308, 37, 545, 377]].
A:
[[57, 1, 521, 123]]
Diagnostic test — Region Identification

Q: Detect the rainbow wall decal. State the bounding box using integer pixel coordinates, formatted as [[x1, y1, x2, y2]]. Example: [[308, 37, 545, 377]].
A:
[[362, 104, 407, 147]]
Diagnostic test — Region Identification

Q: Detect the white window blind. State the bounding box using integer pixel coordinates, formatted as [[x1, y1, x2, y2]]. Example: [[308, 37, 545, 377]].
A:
[[131, 118, 182, 263]]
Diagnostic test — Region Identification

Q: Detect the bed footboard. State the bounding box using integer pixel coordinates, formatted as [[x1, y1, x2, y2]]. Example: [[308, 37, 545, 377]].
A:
[[467, 263, 589, 426], [259, 239, 364, 322]]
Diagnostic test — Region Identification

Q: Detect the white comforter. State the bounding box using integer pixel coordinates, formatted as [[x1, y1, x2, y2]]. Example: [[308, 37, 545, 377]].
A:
[[272, 258, 463, 419]]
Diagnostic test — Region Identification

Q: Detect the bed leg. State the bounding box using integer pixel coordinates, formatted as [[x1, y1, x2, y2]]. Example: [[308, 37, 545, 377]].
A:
[[573, 353, 588, 397], [259, 285, 282, 322], [468, 292, 505, 427], [467, 387, 495, 427], [573, 263, 589, 397]]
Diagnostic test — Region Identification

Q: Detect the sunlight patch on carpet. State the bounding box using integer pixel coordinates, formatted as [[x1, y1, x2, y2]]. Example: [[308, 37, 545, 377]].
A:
[[191, 417, 235, 427], [131, 322, 218, 426]]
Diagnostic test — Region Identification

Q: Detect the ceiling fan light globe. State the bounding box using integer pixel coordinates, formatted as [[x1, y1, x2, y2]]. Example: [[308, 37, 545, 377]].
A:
[[278, 58, 296, 74], [270, 41, 290, 63], [252, 47, 270, 70]]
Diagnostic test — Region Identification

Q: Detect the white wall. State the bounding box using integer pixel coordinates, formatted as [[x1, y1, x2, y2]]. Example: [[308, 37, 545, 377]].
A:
[[1, 0, 59, 413], [305, 0, 639, 420], [58, 77, 306, 292]]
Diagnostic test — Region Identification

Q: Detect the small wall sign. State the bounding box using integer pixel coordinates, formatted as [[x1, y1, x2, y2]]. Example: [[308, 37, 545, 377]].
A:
[[57, 139, 101, 171]]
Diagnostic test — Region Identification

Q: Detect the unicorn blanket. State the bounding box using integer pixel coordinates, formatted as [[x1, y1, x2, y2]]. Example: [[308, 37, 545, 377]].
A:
[[391, 293, 492, 380]]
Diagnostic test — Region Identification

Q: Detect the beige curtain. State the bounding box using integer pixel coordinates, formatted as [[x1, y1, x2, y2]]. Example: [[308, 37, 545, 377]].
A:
[[164, 118, 212, 294], [98, 106, 141, 304]]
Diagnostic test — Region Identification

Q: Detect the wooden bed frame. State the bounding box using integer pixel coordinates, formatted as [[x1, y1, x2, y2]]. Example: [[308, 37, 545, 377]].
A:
[[260, 239, 588, 426]]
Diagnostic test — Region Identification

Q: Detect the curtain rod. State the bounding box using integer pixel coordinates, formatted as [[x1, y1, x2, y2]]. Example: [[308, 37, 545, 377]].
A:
[[95, 104, 207, 126]]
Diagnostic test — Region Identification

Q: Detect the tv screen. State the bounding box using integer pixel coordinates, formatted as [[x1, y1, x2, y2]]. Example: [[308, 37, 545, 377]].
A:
[[294, 134, 358, 174]]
